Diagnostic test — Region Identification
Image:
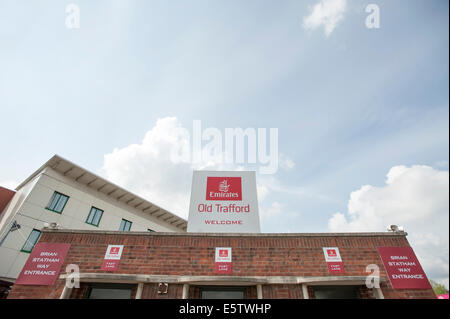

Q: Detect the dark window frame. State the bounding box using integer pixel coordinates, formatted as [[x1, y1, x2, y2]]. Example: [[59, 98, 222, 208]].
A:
[[85, 283, 135, 299], [119, 218, 132, 231], [199, 286, 247, 299], [46, 191, 69, 214], [312, 285, 361, 299], [85, 206, 104, 227], [20, 229, 42, 253]]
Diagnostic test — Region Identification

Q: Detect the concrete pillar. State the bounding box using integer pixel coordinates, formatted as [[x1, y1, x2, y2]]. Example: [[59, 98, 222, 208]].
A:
[[59, 286, 73, 299], [374, 287, 384, 299], [182, 284, 189, 299], [257, 284, 263, 299], [135, 283, 144, 299], [301, 284, 309, 299]]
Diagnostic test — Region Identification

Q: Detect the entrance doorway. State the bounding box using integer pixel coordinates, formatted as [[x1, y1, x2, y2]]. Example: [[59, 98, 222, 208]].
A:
[[86, 283, 134, 299], [199, 286, 247, 299], [313, 285, 361, 299]]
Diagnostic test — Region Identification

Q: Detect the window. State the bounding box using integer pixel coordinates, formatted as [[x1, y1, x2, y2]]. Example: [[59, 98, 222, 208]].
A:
[[119, 219, 132, 231], [313, 286, 361, 299], [147, 228, 155, 232], [86, 283, 134, 299], [46, 191, 69, 214], [86, 207, 103, 227], [21, 229, 42, 253], [200, 286, 246, 299]]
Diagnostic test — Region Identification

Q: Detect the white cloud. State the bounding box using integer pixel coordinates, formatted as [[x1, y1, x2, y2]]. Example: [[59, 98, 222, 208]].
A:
[[102, 117, 296, 220], [328, 165, 449, 288], [260, 201, 283, 220], [257, 183, 270, 202], [102, 117, 194, 218], [303, 0, 347, 36]]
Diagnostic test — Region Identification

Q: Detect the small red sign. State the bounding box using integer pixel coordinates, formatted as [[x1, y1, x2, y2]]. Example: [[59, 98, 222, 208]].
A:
[[378, 247, 432, 290], [110, 247, 120, 254], [327, 262, 345, 274], [215, 262, 232, 274], [322, 247, 345, 274], [101, 245, 124, 271], [327, 249, 337, 258], [101, 259, 120, 271], [219, 250, 228, 258], [15, 243, 71, 286], [206, 177, 242, 201]]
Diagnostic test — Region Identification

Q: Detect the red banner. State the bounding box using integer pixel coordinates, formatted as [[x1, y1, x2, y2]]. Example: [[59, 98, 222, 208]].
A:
[[15, 243, 70, 286], [378, 247, 432, 289]]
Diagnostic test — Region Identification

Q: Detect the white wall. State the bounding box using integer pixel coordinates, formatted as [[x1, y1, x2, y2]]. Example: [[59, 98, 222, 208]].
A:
[[0, 167, 184, 281]]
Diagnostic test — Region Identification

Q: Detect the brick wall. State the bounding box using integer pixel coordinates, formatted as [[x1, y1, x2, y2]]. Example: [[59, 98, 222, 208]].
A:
[[263, 284, 303, 299], [0, 186, 15, 219], [8, 231, 436, 299]]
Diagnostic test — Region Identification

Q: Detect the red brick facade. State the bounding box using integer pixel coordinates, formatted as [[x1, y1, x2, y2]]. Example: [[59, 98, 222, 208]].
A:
[[0, 186, 15, 218], [8, 230, 436, 299]]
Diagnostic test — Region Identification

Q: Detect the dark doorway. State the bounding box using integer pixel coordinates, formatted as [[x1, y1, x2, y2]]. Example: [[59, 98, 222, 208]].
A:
[[313, 285, 361, 299], [86, 283, 134, 299], [199, 286, 247, 299]]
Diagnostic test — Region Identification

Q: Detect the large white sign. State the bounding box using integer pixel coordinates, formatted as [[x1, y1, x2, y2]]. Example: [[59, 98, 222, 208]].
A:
[[187, 171, 260, 233]]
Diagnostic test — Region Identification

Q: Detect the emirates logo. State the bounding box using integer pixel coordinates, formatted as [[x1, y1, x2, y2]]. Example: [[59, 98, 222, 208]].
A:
[[327, 249, 337, 257], [219, 180, 230, 193], [206, 176, 242, 200]]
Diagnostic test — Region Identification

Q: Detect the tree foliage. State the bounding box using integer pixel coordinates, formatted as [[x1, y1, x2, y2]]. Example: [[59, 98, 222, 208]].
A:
[[430, 280, 449, 295]]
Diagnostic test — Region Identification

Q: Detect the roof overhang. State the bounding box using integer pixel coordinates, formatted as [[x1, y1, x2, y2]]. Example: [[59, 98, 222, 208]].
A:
[[59, 272, 386, 286], [17, 155, 187, 231], [42, 228, 407, 237]]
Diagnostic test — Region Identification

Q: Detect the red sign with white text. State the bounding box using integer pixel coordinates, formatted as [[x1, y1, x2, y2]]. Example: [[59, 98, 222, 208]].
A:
[[109, 247, 120, 255], [15, 243, 71, 286], [378, 247, 432, 289], [326, 249, 337, 258], [327, 262, 345, 273], [101, 259, 120, 270], [215, 262, 232, 274], [101, 245, 124, 271], [323, 247, 345, 274], [206, 177, 242, 201], [215, 247, 232, 274]]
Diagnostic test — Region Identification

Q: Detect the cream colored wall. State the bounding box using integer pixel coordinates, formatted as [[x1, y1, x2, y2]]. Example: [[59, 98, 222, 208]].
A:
[[33, 167, 181, 233], [0, 167, 184, 281], [0, 175, 41, 281], [0, 175, 39, 234]]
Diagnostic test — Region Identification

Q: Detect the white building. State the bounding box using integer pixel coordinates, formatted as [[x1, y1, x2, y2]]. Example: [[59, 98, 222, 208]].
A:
[[0, 155, 187, 285]]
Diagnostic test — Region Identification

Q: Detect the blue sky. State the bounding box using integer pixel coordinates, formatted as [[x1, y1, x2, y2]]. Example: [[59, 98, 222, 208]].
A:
[[0, 1, 448, 286]]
